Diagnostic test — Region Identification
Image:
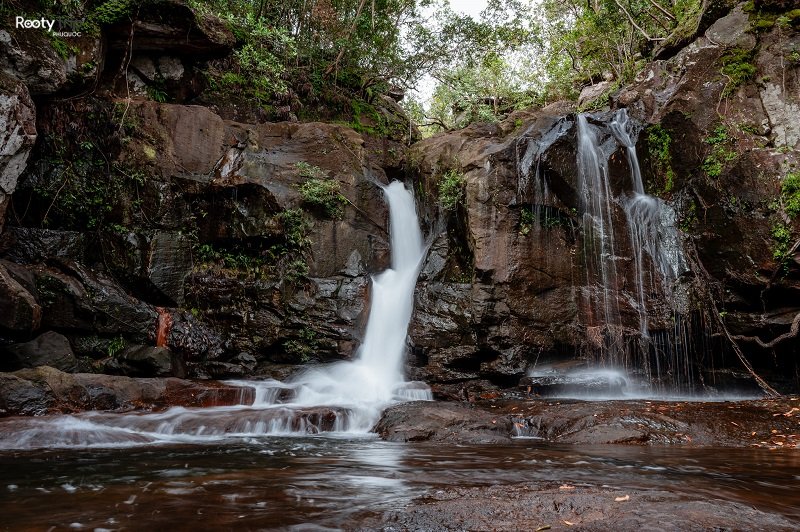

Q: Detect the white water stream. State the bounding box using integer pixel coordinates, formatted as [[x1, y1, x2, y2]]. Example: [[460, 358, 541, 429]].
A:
[[0, 181, 431, 449]]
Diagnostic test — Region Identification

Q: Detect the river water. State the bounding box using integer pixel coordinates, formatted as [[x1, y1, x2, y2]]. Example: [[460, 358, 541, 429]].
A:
[[1, 436, 798, 529]]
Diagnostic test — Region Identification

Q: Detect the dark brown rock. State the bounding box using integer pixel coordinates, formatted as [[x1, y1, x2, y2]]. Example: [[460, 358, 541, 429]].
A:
[[373, 401, 513, 443], [4, 331, 76, 372], [365, 482, 797, 531], [0, 261, 40, 332], [0, 366, 255, 416]]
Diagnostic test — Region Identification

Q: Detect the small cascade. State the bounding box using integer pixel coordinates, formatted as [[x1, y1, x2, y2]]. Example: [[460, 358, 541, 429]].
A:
[[568, 110, 693, 394], [0, 181, 431, 450], [610, 109, 688, 339]]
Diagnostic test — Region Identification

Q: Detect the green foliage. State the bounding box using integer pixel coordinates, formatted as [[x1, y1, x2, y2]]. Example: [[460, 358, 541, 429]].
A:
[[284, 327, 318, 363], [296, 163, 346, 219], [519, 208, 535, 236], [283, 259, 309, 283], [277, 208, 312, 250], [648, 125, 675, 193], [195, 243, 267, 272], [438, 169, 465, 211], [702, 125, 737, 177], [781, 171, 800, 219], [720, 48, 756, 97], [771, 223, 793, 264], [107, 337, 125, 358]]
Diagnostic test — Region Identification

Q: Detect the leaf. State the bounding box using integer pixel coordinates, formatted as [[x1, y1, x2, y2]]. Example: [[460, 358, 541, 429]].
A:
[[535, 527, 551, 531], [615, 495, 630, 502], [564, 521, 575, 526]]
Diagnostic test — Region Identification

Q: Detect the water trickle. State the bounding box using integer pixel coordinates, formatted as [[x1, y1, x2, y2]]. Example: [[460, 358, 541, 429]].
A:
[[568, 110, 699, 393], [576, 114, 623, 346]]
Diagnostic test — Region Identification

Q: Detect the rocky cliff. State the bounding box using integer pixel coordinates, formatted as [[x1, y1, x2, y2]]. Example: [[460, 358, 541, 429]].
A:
[[0, 0, 798, 402]]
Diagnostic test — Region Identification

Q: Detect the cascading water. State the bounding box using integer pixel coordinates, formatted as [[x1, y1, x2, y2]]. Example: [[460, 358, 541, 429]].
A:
[[521, 110, 699, 396], [576, 114, 624, 355], [285, 180, 431, 428], [610, 109, 688, 339], [0, 181, 431, 449]]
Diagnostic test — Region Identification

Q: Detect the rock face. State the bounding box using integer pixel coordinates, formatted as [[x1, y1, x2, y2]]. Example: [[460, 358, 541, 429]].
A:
[[0, 0, 797, 398], [0, 72, 36, 232], [407, 2, 800, 393]]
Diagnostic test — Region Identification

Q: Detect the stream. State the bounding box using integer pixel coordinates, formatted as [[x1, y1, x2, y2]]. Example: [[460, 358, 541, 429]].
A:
[[1, 437, 798, 529]]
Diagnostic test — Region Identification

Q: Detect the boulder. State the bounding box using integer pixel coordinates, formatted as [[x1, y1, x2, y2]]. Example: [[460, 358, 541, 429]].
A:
[[0, 27, 66, 95], [105, 345, 185, 378], [4, 331, 76, 371], [373, 401, 513, 443], [578, 80, 614, 108], [107, 0, 235, 56]]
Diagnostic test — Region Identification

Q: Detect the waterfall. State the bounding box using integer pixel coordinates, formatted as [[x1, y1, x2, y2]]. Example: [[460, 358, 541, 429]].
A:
[[571, 110, 693, 392], [610, 109, 688, 338], [0, 181, 431, 449], [287, 181, 431, 428]]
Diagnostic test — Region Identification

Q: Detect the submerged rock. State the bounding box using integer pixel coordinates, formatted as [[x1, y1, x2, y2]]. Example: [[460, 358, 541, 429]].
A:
[[364, 482, 798, 531]]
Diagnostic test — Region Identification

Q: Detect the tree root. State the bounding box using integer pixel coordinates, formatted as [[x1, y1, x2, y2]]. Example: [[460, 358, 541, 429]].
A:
[[685, 241, 781, 397], [732, 311, 800, 350]]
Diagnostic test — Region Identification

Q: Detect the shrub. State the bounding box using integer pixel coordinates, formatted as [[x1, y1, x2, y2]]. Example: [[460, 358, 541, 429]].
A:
[[296, 163, 346, 219], [781, 171, 800, 218], [438, 170, 465, 211]]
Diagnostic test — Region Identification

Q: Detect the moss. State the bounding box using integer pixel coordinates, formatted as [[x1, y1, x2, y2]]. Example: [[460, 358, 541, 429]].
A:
[[284, 327, 318, 363], [702, 124, 738, 177], [519, 208, 535, 236], [720, 48, 756, 98], [771, 222, 793, 265], [781, 171, 800, 219], [647, 125, 675, 193], [296, 163, 346, 219]]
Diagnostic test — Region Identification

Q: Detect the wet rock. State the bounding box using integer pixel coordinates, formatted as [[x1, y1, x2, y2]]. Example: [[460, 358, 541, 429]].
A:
[[373, 401, 513, 443], [106, 345, 185, 378], [365, 482, 797, 531], [0, 261, 41, 332], [0, 366, 255, 416], [519, 372, 628, 397], [0, 373, 54, 415], [2, 227, 87, 264], [102, 230, 193, 306], [4, 331, 76, 372], [0, 72, 37, 232]]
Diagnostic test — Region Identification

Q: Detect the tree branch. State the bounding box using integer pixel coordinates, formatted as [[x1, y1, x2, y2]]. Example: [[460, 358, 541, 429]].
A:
[[611, 0, 665, 41]]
